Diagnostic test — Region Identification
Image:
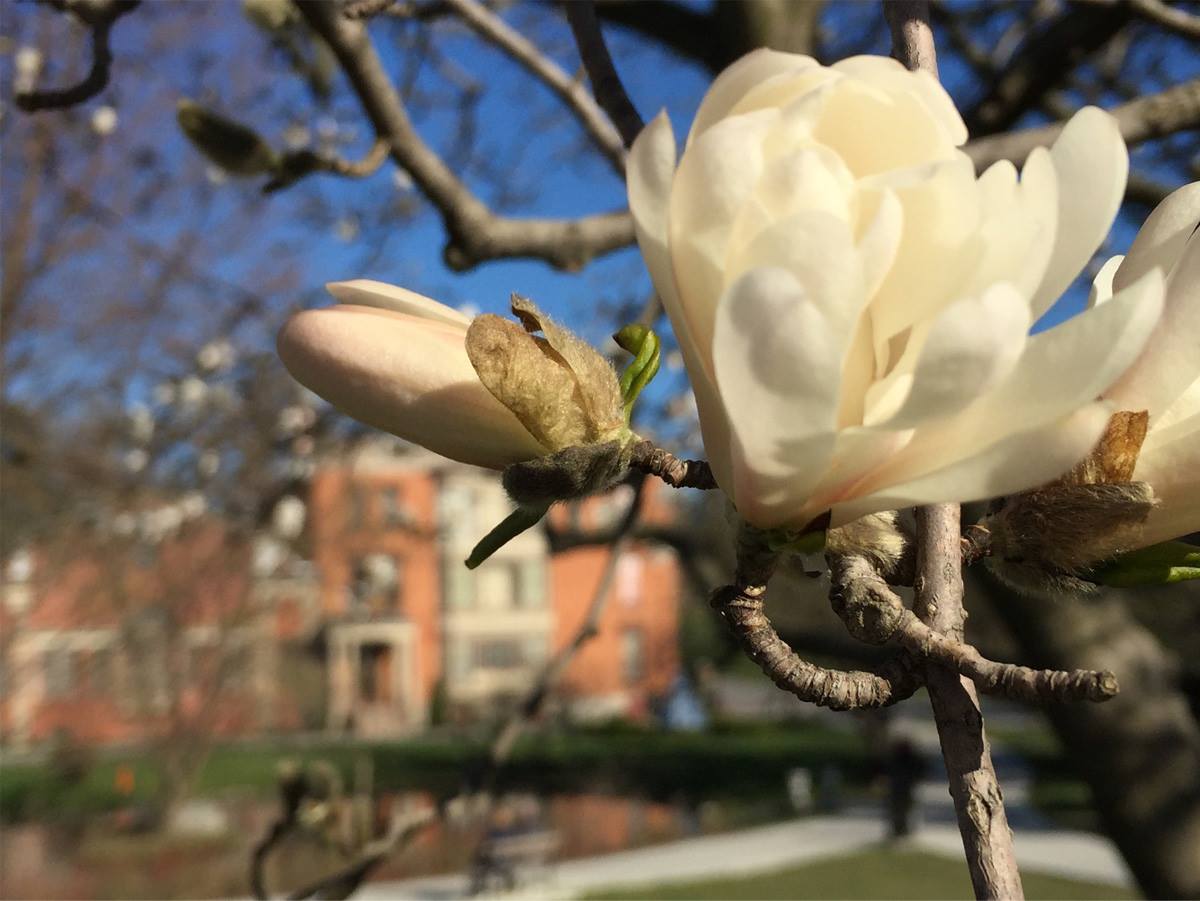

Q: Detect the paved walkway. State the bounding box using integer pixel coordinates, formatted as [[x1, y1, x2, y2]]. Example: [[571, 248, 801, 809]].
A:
[[362, 699, 1134, 899], [359, 810, 1132, 900]]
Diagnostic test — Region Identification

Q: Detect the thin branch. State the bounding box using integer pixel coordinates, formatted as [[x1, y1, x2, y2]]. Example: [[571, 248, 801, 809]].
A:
[[966, 77, 1200, 171], [628, 440, 718, 491], [915, 504, 1025, 901], [710, 524, 924, 712], [296, 1, 634, 271], [14, 0, 140, 113], [565, 1, 645, 148], [263, 139, 391, 193], [446, 0, 627, 174], [829, 554, 1118, 704], [884, 0, 939, 76], [1129, 0, 1200, 38]]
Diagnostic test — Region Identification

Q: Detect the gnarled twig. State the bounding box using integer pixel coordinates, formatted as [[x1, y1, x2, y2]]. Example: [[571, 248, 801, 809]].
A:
[[628, 440, 717, 490], [14, 0, 140, 112], [564, 1, 645, 148], [829, 554, 1118, 704]]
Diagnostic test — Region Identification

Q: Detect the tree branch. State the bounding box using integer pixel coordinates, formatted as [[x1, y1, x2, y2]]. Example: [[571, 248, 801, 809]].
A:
[[565, 1, 645, 149], [296, 1, 634, 271], [263, 139, 391, 193], [1128, 0, 1200, 39], [966, 77, 1200, 170], [446, 0, 627, 175], [963, 2, 1132, 136], [14, 0, 140, 113], [628, 440, 718, 491], [884, 0, 939, 76], [829, 554, 1119, 704], [709, 524, 924, 711], [916, 504, 1025, 901]]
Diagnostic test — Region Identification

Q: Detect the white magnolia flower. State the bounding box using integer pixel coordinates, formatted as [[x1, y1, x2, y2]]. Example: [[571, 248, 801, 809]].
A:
[[627, 50, 1164, 529], [1092, 182, 1200, 546], [277, 279, 549, 468]]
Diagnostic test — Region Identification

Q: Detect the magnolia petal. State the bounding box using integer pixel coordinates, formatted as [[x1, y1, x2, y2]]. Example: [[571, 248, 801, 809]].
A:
[[277, 305, 547, 469], [866, 154, 983, 361], [326, 279, 471, 327], [1113, 181, 1200, 293], [1029, 107, 1128, 320], [1008, 147, 1059, 303], [832, 402, 1114, 526], [670, 108, 780, 371], [832, 55, 967, 146], [876, 282, 1030, 430], [863, 269, 1164, 493], [688, 49, 818, 144], [712, 267, 841, 526], [1088, 255, 1123, 308], [628, 110, 735, 490], [1106, 231, 1200, 418], [813, 78, 957, 177], [1134, 409, 1200, 546]]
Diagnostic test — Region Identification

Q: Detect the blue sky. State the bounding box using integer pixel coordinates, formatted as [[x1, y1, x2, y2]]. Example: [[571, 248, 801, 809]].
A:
[[3, 1, 1196, 420]]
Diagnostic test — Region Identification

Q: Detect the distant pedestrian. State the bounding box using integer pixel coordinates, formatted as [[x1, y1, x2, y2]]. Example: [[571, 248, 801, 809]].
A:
[[886, 738, 927, 839]]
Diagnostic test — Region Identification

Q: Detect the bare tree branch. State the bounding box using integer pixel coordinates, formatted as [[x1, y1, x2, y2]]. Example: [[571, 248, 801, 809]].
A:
[[1129, 0, 1200, 39], [14, 0, 140, 113], [966, 77, 1200, 170], [263, 139, 391, 193], [884, 0, 939, 76], [565, 1, 645, 149], [964, 2, 1132, 136], [829, 554, 1119, 704], [446, 0, 627, 175], [915, 504, 1025, 901], [296, 1, 634, 271]]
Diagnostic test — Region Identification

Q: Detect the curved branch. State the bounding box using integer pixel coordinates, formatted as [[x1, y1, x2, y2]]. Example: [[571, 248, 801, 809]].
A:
[[14, 0, 140, 113], [263, 139, 391, 193], [296, 1, 634, 271], [446, 0, 627, 174], [565, 1, 645, 148], [829, 553, 1119, 704], [966, 78, 1200, 171]]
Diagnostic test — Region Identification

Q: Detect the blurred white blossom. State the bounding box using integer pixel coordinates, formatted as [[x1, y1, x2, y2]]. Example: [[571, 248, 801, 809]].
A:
[[180, 491, 208, 520], [198, 449, 221, 478], [127, 403, 155, 443], [179, 376, 208, 408], [14, 46, 42, 94], [91, 105, 118, 137], [272, 495, 307, 539], [123, 448, 149, 474], [277, 404, 316, 436], [197, 339, 236, 373], [283, 123, 311, 150]]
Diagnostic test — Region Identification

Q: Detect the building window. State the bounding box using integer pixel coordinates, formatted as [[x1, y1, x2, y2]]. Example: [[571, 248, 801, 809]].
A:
[[476, 639, 524, 670], [621, 627, 644, 685], [44, 647, 74, 698], [347, 484, 367, 532], [348, 554, 402, 616], [477, 564, 515, 610], [515, 560, 545, 608], [616, 554, 644, 607], [381, 486, 411, 528], [86, 646, 116, 696], [444, 559, 474, 610], [358, 643, 392, 702]]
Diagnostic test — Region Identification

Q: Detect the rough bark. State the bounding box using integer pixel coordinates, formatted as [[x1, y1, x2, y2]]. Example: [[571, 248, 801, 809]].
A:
[[978, 574, 1200, 899], [916, 504, 1024, 900]]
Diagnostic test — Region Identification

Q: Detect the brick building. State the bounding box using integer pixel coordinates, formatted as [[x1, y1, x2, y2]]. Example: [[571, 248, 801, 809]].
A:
[[0, 444, 682, 748], [312, 445, 681, 735]]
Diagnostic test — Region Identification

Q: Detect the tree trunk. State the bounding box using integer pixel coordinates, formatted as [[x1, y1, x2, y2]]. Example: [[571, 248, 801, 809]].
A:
[[977, 573, 1200, 899]]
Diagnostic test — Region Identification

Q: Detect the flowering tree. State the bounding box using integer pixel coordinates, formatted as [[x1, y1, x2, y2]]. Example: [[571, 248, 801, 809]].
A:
[[7, 0, 1200, 898]]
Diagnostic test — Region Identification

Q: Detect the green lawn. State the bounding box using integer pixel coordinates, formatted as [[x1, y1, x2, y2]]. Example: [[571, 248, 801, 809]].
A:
[[587, 847, 1137, 900]]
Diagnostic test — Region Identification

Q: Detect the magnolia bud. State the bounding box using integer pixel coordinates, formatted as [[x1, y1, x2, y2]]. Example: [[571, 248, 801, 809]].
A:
[[983, 410, 1158, 596], [177, 100, 279, 176]]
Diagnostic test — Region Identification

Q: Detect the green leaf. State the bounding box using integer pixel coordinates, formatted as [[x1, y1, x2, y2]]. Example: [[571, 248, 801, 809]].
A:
[[613, 324, 661, 419], [465, 503, 550, 569], [1088, 540, 1200, 587]]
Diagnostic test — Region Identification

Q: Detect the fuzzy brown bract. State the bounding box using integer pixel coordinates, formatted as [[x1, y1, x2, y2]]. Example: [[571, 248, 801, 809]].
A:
[[465, 295, 624, 453]]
